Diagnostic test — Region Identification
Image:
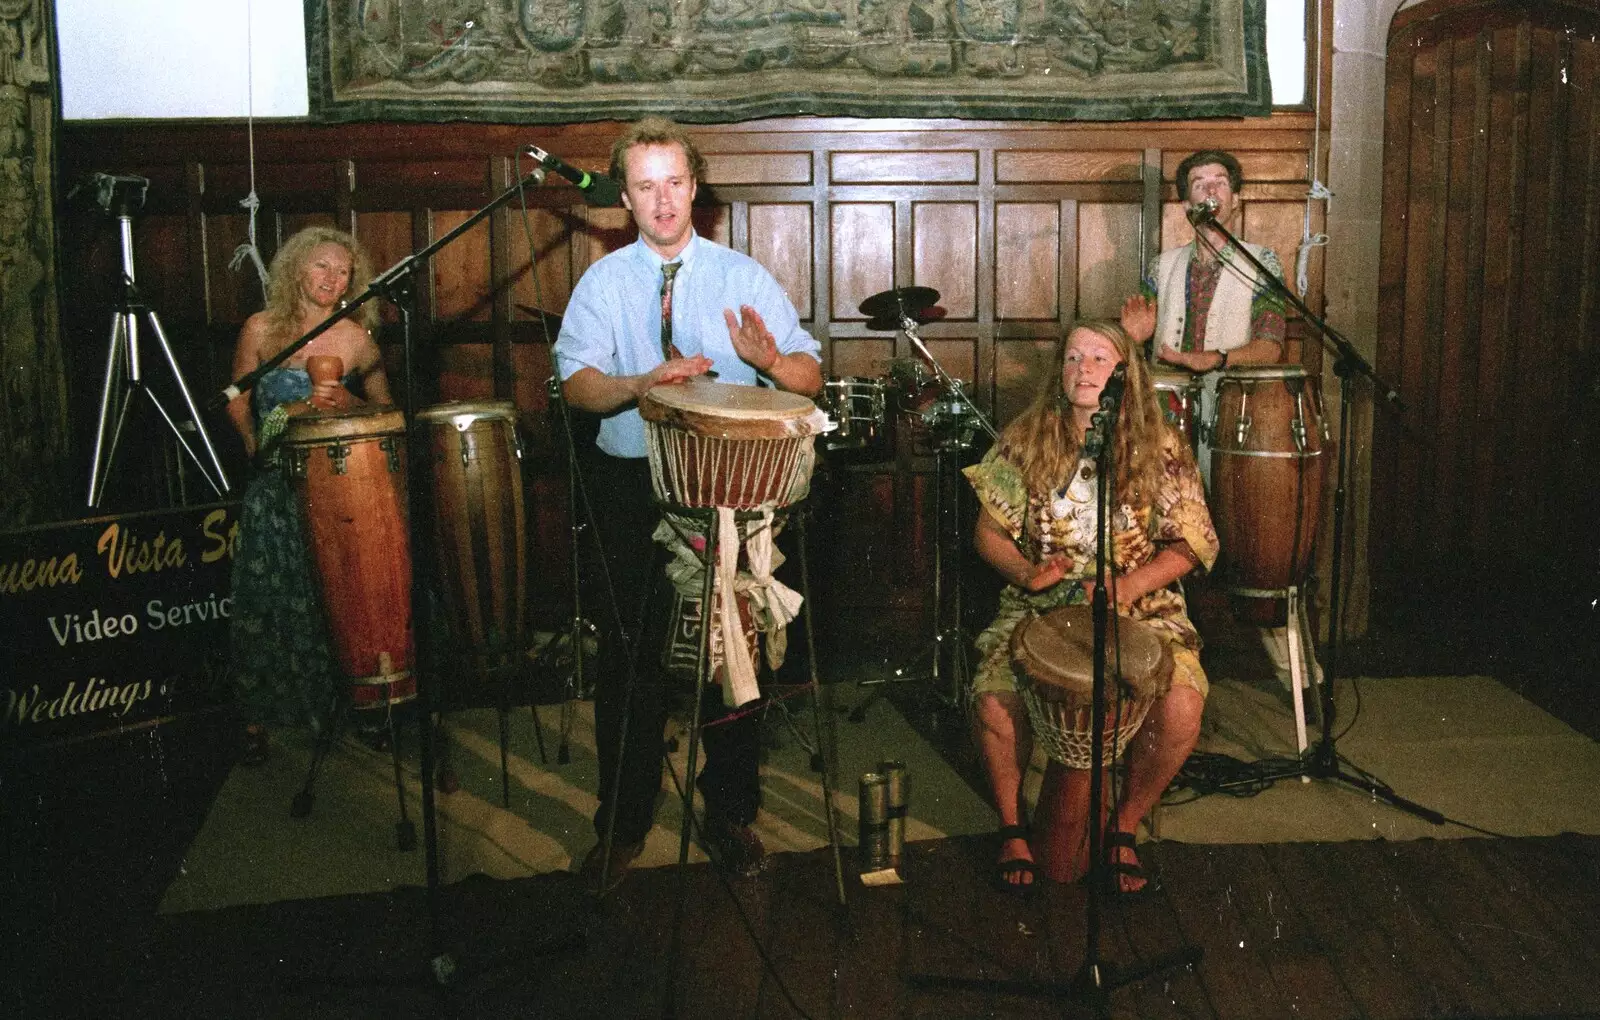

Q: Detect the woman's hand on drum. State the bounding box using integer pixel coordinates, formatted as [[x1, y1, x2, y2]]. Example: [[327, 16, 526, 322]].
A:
[[1119, 294, 1157, 344], [725, 305, 779, 372], [309, 379, 356, 410], [1023, 556, 1075, 593]]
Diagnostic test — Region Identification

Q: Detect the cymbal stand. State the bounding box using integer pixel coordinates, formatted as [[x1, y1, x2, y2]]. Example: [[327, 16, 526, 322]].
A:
[[850, 308, 996, 722], [86, 175, 230, 507]]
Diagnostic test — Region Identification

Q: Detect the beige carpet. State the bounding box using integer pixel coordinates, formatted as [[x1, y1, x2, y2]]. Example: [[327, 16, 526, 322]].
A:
[[160, 665, 1600, 915]]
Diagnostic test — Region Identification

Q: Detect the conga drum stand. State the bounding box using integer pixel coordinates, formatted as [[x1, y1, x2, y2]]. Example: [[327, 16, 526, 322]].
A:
[[1227, 582, 1322, 758], [656, 498, 846, 1015]]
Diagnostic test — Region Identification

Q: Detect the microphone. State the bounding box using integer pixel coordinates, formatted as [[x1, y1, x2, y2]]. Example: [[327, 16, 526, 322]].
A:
[[1097, 362, 1127, 413], [1185, 197, 1220, 226], [525, 144, 621, 206]]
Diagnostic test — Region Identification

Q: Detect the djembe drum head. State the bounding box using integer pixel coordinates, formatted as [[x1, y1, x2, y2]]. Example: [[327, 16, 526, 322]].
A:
[[1011, 605, 1173, 769]]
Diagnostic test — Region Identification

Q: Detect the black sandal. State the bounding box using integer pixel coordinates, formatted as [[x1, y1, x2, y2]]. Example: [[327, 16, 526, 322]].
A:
[[1099, 830, 1157, 898], [991, 824, 1037, 896]]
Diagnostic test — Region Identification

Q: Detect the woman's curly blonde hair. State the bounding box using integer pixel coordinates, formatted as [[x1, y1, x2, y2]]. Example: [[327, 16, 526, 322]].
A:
[[998, 320, 1172, 507], [261, 226, 377, 340]]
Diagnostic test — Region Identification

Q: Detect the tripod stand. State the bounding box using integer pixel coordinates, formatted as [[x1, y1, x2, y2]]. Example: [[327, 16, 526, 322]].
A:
[[86, 175, 229, 507]]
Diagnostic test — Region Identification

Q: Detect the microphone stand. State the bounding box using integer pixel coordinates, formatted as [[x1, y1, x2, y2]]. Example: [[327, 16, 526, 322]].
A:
[[219, 164, 589, 988], [1188, 211, 1443, 824], [909, 365, 1202, 1007]]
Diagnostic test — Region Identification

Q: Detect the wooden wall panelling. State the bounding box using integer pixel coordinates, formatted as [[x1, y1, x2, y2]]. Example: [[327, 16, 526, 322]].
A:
[[993, 202, 1058, 322], [1076, 200, 1140, 319], [55, 116, 1328, 630], [1376, 1, 1600, 615]]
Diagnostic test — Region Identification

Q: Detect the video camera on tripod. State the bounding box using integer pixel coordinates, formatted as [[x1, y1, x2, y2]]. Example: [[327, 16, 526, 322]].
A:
[[81, 171, 230, 508]]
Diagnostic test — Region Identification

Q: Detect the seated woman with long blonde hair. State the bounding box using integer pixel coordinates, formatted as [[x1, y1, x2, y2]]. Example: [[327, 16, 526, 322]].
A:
[[964, 319, 1218, 894]]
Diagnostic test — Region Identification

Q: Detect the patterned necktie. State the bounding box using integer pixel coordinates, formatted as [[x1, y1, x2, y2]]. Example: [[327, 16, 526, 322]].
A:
[[659, 260, 682, 361]]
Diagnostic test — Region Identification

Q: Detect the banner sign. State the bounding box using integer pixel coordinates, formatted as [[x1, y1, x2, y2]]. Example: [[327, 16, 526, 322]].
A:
[[1, 502, 240, 751]]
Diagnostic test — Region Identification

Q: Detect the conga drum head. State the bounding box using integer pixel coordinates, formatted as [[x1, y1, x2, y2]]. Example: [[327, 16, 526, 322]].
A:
[[1011, 605, 1173, 704], [416, 399, 518, 429], [283, 404, 406, 445]]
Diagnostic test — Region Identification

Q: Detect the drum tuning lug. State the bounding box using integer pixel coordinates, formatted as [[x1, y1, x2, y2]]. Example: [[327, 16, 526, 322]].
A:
[[1236, 416, 1250, 447], [326, 441, 351, 476], [379, 436, 402, 473]]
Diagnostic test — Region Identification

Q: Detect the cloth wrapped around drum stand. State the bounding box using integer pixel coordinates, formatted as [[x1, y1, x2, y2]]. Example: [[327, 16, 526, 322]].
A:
[[1011, 605, 1173, 883], [639, 377, 829, 708]]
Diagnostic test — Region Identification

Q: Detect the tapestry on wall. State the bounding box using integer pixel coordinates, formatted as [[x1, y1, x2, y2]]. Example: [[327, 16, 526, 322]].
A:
[[307, 0, 1272, 123]]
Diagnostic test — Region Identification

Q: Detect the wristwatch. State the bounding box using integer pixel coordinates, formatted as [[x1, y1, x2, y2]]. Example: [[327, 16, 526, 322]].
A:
[[1214, 349, 1230, 372]]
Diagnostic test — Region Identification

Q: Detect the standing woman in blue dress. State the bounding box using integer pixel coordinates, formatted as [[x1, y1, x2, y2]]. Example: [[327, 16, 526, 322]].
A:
[[225, 226, 392, 763]]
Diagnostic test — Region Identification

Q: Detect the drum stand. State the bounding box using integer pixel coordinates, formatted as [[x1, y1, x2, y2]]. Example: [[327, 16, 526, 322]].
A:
[[851, 428, 974, 721], [852, 307, 998, 723], [655, 498, 846, 1016], [85, 175, 230, 507], [290, 691, 414, 850]]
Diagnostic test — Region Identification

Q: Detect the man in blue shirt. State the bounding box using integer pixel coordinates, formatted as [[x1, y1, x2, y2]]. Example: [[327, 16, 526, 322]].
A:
[[554, 117, 821, 892]]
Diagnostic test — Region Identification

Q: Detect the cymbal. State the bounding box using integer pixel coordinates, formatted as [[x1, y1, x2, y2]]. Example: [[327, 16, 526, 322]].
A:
[[858, 286, 940, 321], [515, 305, 564, 335]]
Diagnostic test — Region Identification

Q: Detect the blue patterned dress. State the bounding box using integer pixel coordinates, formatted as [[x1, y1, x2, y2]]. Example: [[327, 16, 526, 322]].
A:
[[228, 368, 339, 731]]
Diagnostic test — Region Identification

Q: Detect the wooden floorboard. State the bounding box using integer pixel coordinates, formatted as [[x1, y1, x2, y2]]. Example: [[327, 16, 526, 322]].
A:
[[33, 833, 1600, 1020]]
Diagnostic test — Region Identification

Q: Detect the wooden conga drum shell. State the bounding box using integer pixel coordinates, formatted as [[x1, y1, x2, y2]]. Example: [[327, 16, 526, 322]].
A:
[[639, 378, 825, 509], [1209, 367, 1327, 619], [284, 406, 416, 709], [417, 400, 527, 665]]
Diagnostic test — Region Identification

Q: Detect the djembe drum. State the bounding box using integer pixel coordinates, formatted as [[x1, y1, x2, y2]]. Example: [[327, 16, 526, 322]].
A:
[[416, 400, 526, 678], [1209, 365, 1328, 623], [1011, 606, 1173, 770], [1011, 604, 1173, 883], [639, 378, 827, 701], [283, 405, 416, 711], [639, 377, 825, 509]]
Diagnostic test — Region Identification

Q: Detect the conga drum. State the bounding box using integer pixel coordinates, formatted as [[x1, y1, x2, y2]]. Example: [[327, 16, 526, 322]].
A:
[[1150, 368, 1203, 453], [283, 406, 416, 710], [1209, 366, 1328, 623], [1010, 606, 1174, 770], [638, 377, 827, 509], [417, 400, 526, 673], [1012, 605, 1173, 883]]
